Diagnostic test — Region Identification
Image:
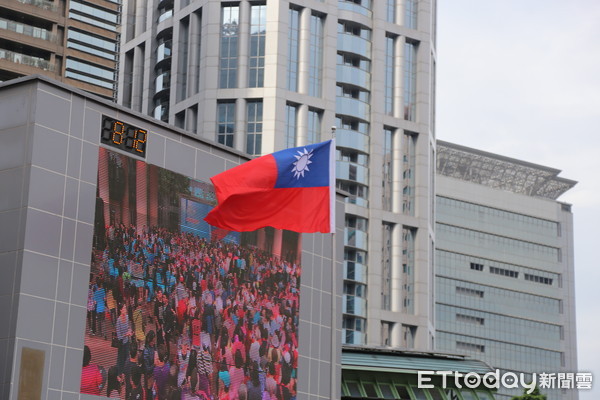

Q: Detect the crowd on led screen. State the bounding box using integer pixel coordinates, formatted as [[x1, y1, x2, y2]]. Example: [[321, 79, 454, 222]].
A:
[[82, 149, 301, 400]]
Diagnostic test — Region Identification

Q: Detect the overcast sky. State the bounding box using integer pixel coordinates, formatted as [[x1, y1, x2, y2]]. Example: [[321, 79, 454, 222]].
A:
[[436, 1, 600, 399]]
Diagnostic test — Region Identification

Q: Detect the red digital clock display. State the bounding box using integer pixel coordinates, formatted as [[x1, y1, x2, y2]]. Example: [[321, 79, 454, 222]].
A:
[[101, 116, 147, 158]]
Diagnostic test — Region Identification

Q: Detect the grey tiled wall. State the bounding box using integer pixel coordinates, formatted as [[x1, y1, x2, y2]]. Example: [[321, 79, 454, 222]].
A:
[[0, 77, 341, 400]]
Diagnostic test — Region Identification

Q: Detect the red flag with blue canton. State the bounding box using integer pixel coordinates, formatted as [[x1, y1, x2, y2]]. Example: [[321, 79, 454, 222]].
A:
[[204, 140, 335, 233]]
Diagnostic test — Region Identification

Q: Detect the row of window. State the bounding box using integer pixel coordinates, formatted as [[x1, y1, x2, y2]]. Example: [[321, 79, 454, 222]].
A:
[[437, 277, 562, 316], [69, 1, 119, 31], [437, 223, 560, 262], [385, 0, 419, 29], [438, 250, 560, 288], [284, 103, 322, 148], [456, 313, 484, 326], [456, 341, 485, 353], [436, 196, 559, 238], [438, 332, 565, 371], [437, 304, 564, 346], [342, 379, 495, 400], [490, 266, 519, 279], [216, 100, 262, 155], [469, 260, 556, 286]]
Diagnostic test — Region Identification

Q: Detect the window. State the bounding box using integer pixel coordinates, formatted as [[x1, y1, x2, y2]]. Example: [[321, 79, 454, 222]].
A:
[[69, 1, 119, 30], [490, 266, 519, 279], [285, 103, 297, 148], [307, 108, 322, 144], [65, 57, 115, 89], [401, 325, 416, 348], [66, 29, 116, 60], [381, 321, 393, 346], [456, 286, 484, 298], [246, 100, 263, 155], [470, 262, 484, 271], [384, 36, 395, 115], [343, 316, 366, 344], [287, 7, 300, 91], [456, 341, 485, 353], [402, 227, 416, 313], [382, 128, 394, 211], [308, 13, 324, 97], [524, 273, 553, 285], [404, 0, 418, 29], [403, 41, 417, 121], [456, 314, 484, 325], [219, 5, 239, 88], [217, 101, 235, 148], [381, 223, 393, 310], [249, 4, 266, 87], [386, 0, 396, 23], [402, 131, 416, 215]]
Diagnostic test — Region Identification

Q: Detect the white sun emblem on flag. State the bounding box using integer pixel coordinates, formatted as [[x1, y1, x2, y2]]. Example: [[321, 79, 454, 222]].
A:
[[291, 148, 313, 179]]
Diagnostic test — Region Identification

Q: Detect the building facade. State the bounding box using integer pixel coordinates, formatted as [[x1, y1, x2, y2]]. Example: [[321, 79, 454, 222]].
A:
[[0, 75, 342, 400], [119, 0, 437, 350], [0, 0, 120, 100], [435, 141, 578, 400]]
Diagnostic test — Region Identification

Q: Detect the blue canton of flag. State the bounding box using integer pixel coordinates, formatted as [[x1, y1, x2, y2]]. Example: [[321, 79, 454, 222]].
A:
[[273, 141, 332, 188]]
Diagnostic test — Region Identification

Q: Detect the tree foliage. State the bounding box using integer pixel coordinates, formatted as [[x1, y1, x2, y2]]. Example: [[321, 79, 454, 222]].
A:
[[510, 386, 546, 400]]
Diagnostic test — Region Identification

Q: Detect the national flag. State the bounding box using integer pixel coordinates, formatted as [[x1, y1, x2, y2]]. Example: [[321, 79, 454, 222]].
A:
[[204, 140, 335, 233]]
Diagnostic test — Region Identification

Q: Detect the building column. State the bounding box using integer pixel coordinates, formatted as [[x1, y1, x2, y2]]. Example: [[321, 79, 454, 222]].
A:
[[296, 104, 308, 146], [238, 0, 250, 88], [235, 98, 247, 153], [298, 7, 311, 95]]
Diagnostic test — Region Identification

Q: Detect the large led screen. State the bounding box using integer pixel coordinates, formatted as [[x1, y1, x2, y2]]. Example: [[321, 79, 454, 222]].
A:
[[81, 148, 301, 400]]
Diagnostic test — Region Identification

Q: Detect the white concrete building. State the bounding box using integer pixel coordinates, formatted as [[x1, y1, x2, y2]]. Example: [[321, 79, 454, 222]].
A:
[[435, 140, 578, 400], [118, 0, 438, 350]]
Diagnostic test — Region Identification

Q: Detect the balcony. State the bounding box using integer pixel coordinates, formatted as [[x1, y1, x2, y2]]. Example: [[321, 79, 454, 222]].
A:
[[153, 103, 169, 122], [336, 96, 370, 121], [338, 0, 372, 18], [337, 160, 368, 185], [342, 329, 365, 345], [154, 71, 171, 97], [157, 9, 173, 23], [337, 64, 370, 90], [0, 49, 53, 71], [337, 33, 371, 58], [336, 128, 369, 153], [17, 0, 57, 11], [343, 295, 367, 317], [344, 227, 368, 250], [0, 17, 55, 42], [156, 40, 173, 66], [344, 261, 367, 284]]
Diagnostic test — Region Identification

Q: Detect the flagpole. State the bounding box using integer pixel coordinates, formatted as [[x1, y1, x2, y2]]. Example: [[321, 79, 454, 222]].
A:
[[330, 126, 338, 400]]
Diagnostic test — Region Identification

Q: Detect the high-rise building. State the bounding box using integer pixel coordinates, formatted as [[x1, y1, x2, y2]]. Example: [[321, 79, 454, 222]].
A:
[[0, 0, 120, 100], [119, 0, 438, 350], [435, 140, 578, 400]]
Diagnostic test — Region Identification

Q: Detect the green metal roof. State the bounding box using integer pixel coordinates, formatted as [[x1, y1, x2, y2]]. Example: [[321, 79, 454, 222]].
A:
[[342, 347, 494, 375]]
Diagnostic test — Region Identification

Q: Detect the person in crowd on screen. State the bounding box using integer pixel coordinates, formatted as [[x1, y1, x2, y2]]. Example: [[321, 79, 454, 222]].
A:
[[128, 367, 143, 400], [116, 303, 133, 376], [153, 344, 171, 399], [142, 330, 156, 400], [94, 280, 107, 338], [106, 366, 124, 399], [81, 345, 103, 395]]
